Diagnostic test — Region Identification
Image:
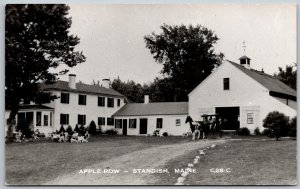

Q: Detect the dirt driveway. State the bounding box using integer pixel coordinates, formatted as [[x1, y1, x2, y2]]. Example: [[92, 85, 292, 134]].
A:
[[44, 139, 226, 185]]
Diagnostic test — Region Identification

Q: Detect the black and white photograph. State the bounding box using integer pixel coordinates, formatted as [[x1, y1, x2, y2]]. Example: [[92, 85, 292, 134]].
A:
[[4, 2, 297, 186]]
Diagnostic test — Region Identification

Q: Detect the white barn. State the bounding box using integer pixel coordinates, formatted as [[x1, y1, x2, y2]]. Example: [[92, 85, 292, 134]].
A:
[[112, 96, 189, 136], [188, 56, 297, 133]]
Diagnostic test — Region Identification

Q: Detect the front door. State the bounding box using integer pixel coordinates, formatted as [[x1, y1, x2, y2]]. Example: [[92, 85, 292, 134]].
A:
[[122, 119, 127, 135], [140, 118, 148, 134]]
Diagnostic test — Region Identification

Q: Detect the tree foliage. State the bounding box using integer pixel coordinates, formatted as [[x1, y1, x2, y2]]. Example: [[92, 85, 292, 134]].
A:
[[144, 24, 224, 101], [263, 111, 290, 140], [5, 4, 86, 141], [274, 64, 297, 90]]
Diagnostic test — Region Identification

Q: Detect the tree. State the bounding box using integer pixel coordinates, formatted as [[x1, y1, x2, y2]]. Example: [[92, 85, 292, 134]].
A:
[[263, 111, 290, 141], [144, 24, 224, 101], [5, 4, 86, 141], [274, 64, 297, 90]]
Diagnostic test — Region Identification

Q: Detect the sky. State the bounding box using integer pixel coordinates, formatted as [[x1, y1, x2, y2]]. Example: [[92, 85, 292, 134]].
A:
[[56, 3, 296, 85]]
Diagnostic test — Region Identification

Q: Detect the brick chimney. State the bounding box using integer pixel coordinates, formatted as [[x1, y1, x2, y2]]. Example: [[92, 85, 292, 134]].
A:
[[144, 95, 149, 104], [102, 79, 110, 88], [68, 74, 76, 89]]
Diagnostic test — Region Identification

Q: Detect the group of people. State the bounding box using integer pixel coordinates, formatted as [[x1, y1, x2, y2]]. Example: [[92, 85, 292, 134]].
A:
[[186, 115, 228, 140], [51, 124, 90, 143], [13, 129, 41, 143]]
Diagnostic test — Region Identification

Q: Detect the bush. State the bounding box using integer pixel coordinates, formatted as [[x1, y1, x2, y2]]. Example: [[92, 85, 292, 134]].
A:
[[263, 111, 289, 140], [89, 120, 97, 135], [59, 125, 65, 133], [97, 125, 103, 135], [66, 125, 73, 135], [162, 132, 168, 137], [262, 128, 274, 137], [104, 129, 118, 135], [288, 116, 296, 137], [238, 127, 250, 136], [254, 127, 260, 135]]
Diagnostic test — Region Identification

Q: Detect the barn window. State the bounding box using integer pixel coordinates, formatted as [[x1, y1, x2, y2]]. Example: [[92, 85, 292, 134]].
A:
[[129, 119, 137, 128], [156, 118, 163, 129], [78, 114, 86, 125], [176, 119, 181, 126], [78, 94, 86, 105], [247, 113, 254, 124], [223, 78, 230, 90]]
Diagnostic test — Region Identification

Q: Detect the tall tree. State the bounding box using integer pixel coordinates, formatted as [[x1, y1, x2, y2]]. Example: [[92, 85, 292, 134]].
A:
[[144, 24, 224, 101], [274, 64, 297, 90], [5, 4, 86, 141]]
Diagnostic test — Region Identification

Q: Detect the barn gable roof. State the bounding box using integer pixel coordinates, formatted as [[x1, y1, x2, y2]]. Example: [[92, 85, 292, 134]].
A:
[[112, 102, 188, 116], [42, 80, 124, 97], [228, 61, 296, 98]]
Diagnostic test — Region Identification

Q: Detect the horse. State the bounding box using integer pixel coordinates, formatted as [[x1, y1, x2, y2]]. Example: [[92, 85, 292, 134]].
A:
[[185, 116, 202, 140]]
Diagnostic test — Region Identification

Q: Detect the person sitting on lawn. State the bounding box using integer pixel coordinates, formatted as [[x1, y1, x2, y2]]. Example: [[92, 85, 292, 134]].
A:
[[84, 131, 90, 140], [51, 133, 60, 142], [70, 131, 79, 142], [15, 131, 23, 143], [32, 129, 40, 140], [58, 132, 65, 143]]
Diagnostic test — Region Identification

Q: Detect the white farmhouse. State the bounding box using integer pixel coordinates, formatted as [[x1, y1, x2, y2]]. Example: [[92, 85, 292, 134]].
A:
[[112, 95, 190, 135], [189, 56, 297, 133], [12, 74, 126, 135]]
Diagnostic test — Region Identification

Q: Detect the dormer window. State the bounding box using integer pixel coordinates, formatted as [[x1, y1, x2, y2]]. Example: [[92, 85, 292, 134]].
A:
[[223, 78, 230, 90]]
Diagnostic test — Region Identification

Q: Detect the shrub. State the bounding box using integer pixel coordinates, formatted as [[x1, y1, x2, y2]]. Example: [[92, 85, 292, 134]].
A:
[[104, 129, 118, 135], [262, 128, 274, 137], [263, 111, 289, 140], [162, 132, 168, 137], [74, 124, 80, 133], [59, 125, 65, 133], [97, 125, 103, 135], [238, 127, 250, 136], [89, 120, 97, 135], [288, 116, 297, 137], [66, 125, 73, 135], [254, 127, 260, 135]]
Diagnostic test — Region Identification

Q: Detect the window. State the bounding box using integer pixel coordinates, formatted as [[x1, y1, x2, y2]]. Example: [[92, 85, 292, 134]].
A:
[[43, 115, 48, 126], [176, 119, 181, 126], [115, 119, 122, 128], [50, 112, 52, 126], [60, 114, 69, 125], [78, 114, 86, 125], [107, 117, 115, 126], [223, 78, 230, 90], [117, 99, 121, 107], [247, 113, 254, 124], [156, 118, 163, 129], [129, 119, 137, 128], [78, 94, 86, 105], [36, 112, 41, 126], [98, 117, 105, 125], [61, 93, 69, 104], [98, 96, 105, 107], [108, 98, 114, 107]]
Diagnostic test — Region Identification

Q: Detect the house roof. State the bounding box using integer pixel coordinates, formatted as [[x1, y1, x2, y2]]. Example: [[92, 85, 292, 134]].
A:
[[112, 102, 188, 116], [228, 60, 296, 98], [19, 104, 54, 110], [42, 80, 124, 97]]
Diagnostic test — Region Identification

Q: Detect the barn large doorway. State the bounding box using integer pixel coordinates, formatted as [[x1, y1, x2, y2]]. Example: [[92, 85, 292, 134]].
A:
[[140, 118, 148, 134], [215, 107, 240, 130]]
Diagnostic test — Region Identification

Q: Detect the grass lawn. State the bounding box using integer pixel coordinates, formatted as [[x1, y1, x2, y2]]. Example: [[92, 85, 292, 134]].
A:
[[151, 137, 297, 185], [5, 135, 190, 185]]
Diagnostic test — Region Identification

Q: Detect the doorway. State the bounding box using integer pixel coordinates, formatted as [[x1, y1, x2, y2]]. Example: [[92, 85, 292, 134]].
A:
[[122, 119, 127, 135], [140, 118, 148, 134], [215, 107, 240, 130]]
